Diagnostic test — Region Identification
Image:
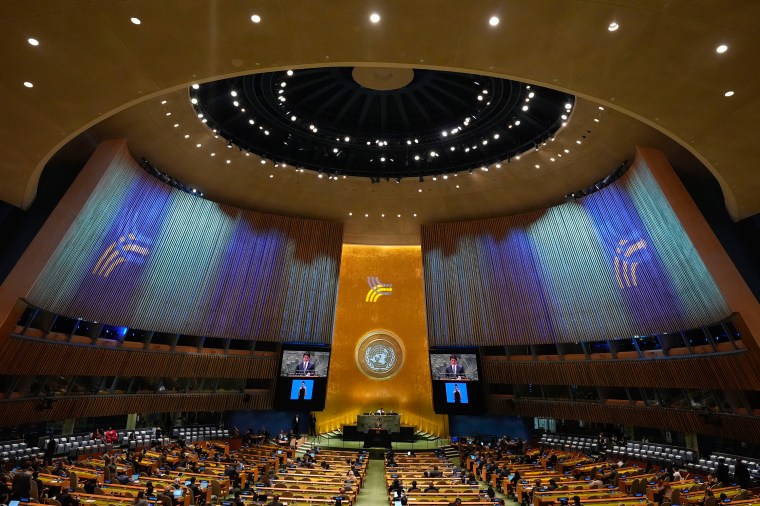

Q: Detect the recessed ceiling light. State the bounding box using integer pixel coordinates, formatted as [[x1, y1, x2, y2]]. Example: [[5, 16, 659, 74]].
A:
[[413, 214, 417, 217], [210, 153, 216, 157], [522, 105, 528, 111], [251, 14, 261, 23], [190, 98, 198, 104], [196, 143, 201, 148], [489, 16, 500, 27], [184, 134, 190, 139], [130, 17, 141, 25], [23, 81, 33, 88], [286, 70, 294, 76], [608, 22, 619, 31], [226, 160, 231, 164], [418, 189, 422, 192], [192, 84, 200, 90], [27, 38, 39, 46], [369, 13, 381, 23], [565, 103, 572, 110], [724, 90, 735, 97], [716, 44, 728, 54], [173, 124, 179, 128], [165, 112, 171, 116], [161, 100, 167, 105], [269, 174, 274, 178], [535, 164, 540, 169], [290, 115, 297, 121], [349, 212, 353, 216]]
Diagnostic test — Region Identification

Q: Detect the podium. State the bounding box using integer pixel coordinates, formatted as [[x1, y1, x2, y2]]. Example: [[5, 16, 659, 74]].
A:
[[357, 414, 401, 433], [364, 428, 391, 448]]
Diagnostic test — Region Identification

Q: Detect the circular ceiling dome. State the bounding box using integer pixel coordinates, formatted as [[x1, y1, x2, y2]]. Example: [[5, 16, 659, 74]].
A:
[[193, 67, 574, 179], [351, 67, 415, 91]]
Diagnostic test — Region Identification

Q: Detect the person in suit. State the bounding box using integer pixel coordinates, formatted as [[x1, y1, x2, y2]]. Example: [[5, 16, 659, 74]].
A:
[[294, 353, 316, 376], [292, 414, 300, 438], [453, 384, 462, 403], [444, 356, 465, 379], [309, 413, 317, 436], [298, 381, 307, 400]]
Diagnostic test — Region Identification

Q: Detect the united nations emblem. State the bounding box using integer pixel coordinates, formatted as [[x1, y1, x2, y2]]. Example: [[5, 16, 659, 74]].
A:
[[355, 330, 405, 380]]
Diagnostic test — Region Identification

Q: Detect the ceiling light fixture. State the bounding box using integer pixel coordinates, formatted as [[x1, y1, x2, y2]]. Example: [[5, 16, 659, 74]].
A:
[[369, 13, 381, 23], [716, 44, 728, 54], [28, 38, 39, 46], [489, 16, 500, 26], [724, 90, 735, 97], [23, 81, 33, 88], [608, 22, 619, 31], [130, 17, 141, 25], [251, 14, 261, 23]]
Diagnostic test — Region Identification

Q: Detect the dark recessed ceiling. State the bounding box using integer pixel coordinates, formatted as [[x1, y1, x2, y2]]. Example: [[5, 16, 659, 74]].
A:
[[193, 67, 574, 179]]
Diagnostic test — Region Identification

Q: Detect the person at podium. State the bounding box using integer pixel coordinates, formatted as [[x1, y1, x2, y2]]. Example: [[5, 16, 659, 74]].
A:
[[375, 407, 385, 415], [294, 352, 316, 376], [443, 355, 466, 379]]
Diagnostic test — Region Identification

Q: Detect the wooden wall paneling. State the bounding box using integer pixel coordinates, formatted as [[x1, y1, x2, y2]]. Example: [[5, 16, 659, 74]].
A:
[[483, 351, 760, 390], [0, 336, 277, 379], [0, 393, 272, 427], [489, 398, 760, 442]]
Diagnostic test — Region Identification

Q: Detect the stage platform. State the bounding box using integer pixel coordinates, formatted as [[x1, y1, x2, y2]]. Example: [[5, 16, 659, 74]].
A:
[[300, 432, 449, 452]]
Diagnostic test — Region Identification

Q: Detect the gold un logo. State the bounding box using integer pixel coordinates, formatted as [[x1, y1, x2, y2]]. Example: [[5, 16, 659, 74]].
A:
[[366, 276, 393, 302]]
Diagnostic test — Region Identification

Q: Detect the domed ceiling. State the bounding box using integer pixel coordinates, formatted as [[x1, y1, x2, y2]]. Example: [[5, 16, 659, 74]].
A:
[[192, 67, 574, 180]]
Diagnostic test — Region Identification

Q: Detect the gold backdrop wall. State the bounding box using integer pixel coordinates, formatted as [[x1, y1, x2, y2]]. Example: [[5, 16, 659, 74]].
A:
[[320, 245, 444, 435]]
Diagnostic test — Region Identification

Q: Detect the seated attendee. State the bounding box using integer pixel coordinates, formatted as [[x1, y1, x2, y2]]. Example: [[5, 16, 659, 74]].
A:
[[11, 466, 33, 501], [423, 481, 438, 493], [231, 491, 244, 506], [429, 465, 443, 478], [407, 480, 420, 492], [266, 494, 283, 506], [83, 478, 98, 494], [573, 496, 582, 506], [388, 478, 403, 494], [588, 478, 604, 489], [547, 479, 558, 491], [115, 470, 133, 485], [672, 468, 683, 482], [133, 491, 148, 506], [58, 489, 80, 506], [448, 499, 462, 506]]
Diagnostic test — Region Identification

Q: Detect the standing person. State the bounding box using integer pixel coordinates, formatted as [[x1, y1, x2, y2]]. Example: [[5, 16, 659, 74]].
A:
[[292, 413, 300, 438], [298, 382, 307, 400], [444, 356, 465, 379], [715, 458, 730, 487], [294, 353, 316, 376], [44, 437, 57, 465], [309, 413, 317, 436], [734, 460, 750, 489], [453, 384, 462, 403]]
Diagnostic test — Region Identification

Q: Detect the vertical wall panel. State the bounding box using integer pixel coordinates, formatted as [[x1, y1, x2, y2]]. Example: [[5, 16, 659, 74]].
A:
[[422, 153, 729, 346], [26, 150, 342, 343]]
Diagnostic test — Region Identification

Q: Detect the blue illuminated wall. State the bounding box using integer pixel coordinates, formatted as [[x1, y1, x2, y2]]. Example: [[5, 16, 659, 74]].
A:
[[27, 150, 342, 343], [421, 156, 730, 346]]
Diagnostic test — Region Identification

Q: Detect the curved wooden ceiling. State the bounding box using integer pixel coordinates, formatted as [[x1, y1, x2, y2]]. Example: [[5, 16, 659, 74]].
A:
[[1, 1, 757, 244]]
